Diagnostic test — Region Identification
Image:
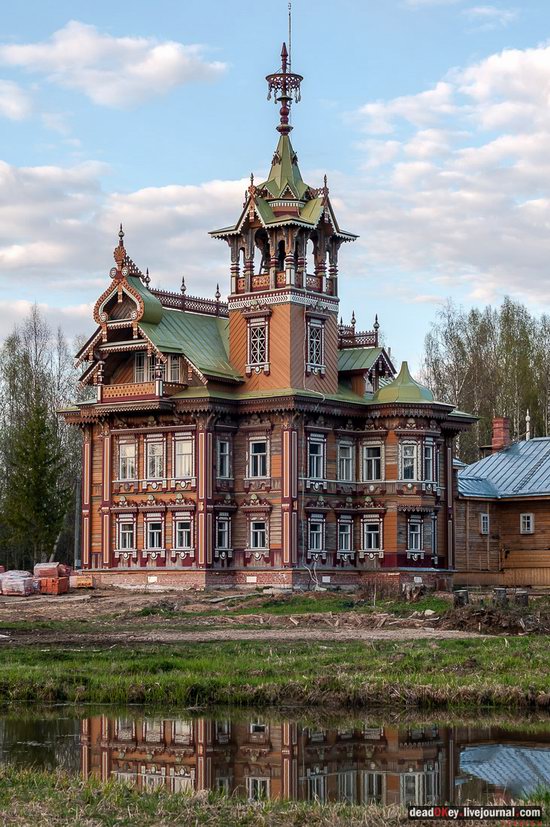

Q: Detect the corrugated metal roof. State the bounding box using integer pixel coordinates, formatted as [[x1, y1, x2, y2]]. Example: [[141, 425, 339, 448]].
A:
[[338, 347, 383, 373], [458, 438, 550, 498], [140, 310, 242, 382], [460, 744, 550, 796]]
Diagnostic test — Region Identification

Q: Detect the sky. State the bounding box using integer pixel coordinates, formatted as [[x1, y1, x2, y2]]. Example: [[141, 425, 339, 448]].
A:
[[1, 0, 550, 370]]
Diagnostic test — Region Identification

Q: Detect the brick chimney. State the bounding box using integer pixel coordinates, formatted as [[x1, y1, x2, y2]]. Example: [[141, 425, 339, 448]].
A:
[[492, 417, 511, 453]]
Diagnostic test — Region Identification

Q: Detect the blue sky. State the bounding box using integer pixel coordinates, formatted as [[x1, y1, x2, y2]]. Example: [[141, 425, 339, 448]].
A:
[[0, 0, 549, 370]]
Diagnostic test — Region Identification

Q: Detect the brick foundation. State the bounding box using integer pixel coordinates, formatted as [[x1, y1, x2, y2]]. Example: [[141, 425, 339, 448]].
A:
[[88, 567, 453, 592]]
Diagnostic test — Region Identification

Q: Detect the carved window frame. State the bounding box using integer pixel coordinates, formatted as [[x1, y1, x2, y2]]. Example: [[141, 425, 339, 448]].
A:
[[306, 318, 325, 375]]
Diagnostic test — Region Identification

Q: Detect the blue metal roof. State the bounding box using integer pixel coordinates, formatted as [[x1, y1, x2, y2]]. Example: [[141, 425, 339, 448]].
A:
[[460, 744, 550, 796], [458, 438, 550, 499]]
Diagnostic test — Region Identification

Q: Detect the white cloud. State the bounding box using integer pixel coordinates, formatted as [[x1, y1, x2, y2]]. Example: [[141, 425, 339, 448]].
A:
[[463, 6, 518, 30], [349, 43, 550, 306], [0, 79, 32, 120], [0, 20, 226, 108]]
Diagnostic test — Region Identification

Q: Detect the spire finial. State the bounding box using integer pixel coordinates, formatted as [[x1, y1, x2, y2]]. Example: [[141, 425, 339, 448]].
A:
[[144, 267, 150, 287], [114, 222, 126, 268], [215, 283, 221, 301], [374, 314, 380, 330], [351, 310, 356, 329], [118, 223, 124, 244], [180, 275, 186, 295], [266, 41, 303, 135]]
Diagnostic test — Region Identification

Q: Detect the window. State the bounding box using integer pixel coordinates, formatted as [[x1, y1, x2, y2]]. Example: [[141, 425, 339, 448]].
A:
[[248, 320, 268, 367], [173, 720, 193, 745], [480, 513, 489, 535], [250, 721, 267, 734], [402, 443, 417, 481], [168, 355, 181, 383], [146, 441, 164, 479], [408, 518, 422, 551], [338, 771, 356, 804], [216, 515, 231, 550], [174, 518, 192, 550], [247, 777, 269, 801], [308, 519, 324, 551], [362, 521, 381, 551], [338, 520, 352, 552], [307, 320, 324, 368], [363, 445, 382, 481], [520, 513, 535, 534], [423, 441, 434, 481], [338, 443, 354, 481], [146, 520, 163, 550], [118, 520, 135, 550], [251, 520, 267, 549], [216, 438, 231, 478], [364, 772, 384, 805], [134, 352, 153, 382], [308, 437, 325, 480], [174, 437, 194, 478], [249, 439, 268, 478], [118, 441, 136, 480]]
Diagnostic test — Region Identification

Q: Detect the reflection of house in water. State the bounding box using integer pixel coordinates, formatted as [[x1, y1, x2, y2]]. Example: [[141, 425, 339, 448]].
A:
[[81, 717, 453, 804], [80, 716, 550, 804]]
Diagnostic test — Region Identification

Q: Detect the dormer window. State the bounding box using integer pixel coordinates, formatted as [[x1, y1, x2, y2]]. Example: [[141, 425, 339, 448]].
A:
[[168, 355, 181, 383], [135, 352, 153, 383]]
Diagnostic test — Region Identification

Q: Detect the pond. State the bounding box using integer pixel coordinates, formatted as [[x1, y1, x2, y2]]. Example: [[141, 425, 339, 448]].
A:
[[1, 709, 549, 805]]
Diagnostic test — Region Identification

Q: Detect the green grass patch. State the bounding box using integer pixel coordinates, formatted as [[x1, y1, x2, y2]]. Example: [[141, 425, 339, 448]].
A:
[[1, 636, 549, 709]]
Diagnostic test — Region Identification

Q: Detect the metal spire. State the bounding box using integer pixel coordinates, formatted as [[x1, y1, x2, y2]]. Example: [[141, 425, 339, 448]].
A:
[[266, 41, 303, 135]]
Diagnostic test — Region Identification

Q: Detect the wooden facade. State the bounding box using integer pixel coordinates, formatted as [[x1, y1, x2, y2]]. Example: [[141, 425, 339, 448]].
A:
[[63, 44, 473, 591]]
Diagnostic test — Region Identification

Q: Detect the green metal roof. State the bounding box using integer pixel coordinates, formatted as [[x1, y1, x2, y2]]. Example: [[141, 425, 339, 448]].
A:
[[372, 361, 434, 404], [140, 309, 242, 382], [171, 383, 370, 406], [338, 346, 384, 373], [127, 276, 163, 324], [260, 135, 309, 200]]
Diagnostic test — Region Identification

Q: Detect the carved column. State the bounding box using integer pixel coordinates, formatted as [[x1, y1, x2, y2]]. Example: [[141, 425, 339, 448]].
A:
[[100, 422, 112, 568], [315, 237, 327, 293], [282, 417, 299, 567], [296, 233, 307, 289], [230, 239, 240, 294], [82, 426, 92, 569], [197, 416, 215, 568], [244, 230, 254, 293]]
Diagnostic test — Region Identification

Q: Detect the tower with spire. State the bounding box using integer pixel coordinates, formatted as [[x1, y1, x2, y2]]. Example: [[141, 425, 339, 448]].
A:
[[211, 44, 357, 393]]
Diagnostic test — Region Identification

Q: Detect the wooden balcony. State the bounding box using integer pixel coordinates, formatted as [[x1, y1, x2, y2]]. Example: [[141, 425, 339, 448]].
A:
[[101, 382, 184, 401]]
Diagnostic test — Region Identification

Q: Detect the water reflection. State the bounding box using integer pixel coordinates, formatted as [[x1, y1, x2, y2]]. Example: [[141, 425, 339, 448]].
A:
[[2, 713, 550, 805]]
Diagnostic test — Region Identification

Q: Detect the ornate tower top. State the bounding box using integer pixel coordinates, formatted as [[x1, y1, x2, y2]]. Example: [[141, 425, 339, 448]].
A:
[[266, 42, 303, 136]]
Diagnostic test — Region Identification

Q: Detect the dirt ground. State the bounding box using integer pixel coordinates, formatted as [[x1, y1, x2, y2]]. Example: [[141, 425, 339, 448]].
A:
[[0, 588, 484, 646]]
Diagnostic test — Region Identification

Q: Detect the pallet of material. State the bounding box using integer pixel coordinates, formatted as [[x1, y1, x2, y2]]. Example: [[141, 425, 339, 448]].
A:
[[39, 577, 69, 596], [69, 574, 94, 589], [1, 575, 34, 596], [34, 562, 72, 579]]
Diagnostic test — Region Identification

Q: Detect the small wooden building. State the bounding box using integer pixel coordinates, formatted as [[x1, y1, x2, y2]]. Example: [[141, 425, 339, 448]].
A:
[[455, 418, 550, 586]]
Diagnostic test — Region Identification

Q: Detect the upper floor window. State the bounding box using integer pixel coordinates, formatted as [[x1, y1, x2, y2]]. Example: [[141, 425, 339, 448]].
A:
[[118, 440, 136, 480], [247, 319, 268, 369], [402, 442, 418, 481], [146, 440, 164, 479], [423, 441, 435, 482], [520, 513, 535, 534], [307, 320, 325, 370], [174, 436, 194, 478], [308, 436, 325, 480], [216, 438, 231, 479], [338, 443, 354, 482], [480, 513, 489, 535], [249, 439, 268, 478], [134, 352, 153, 383], [168, 355, 181, 383], [363, 444, 382, 481]]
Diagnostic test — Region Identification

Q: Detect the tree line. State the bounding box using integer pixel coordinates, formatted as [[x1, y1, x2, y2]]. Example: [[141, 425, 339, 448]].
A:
[[422, 297, 550, 463], [0, 307, 82, 572]]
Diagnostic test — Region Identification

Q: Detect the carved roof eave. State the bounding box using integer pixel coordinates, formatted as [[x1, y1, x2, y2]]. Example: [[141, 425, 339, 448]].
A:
[[93, 278, 144, 328], [79, 360, 101, 386], [75, 327, 103, 366], [69, 399, 174, 421], [367, 402, 456, 420]]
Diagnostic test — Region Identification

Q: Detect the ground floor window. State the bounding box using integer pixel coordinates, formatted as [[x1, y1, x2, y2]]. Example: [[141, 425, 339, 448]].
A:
[[250, 520, 267, 550], [407, 518, 422, 551]]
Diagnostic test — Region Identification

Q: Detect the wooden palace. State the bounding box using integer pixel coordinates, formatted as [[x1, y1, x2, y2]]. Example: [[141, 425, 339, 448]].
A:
[[63, 44, 474, 590]]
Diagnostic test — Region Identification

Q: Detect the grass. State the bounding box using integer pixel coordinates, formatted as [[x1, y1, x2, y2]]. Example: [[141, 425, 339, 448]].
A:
[[1, 767, 547, 827], [1, 637, 550, 709]]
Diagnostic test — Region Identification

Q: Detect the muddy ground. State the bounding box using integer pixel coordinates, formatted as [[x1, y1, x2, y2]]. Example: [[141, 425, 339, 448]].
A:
[[0, 588, 497, 646]]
